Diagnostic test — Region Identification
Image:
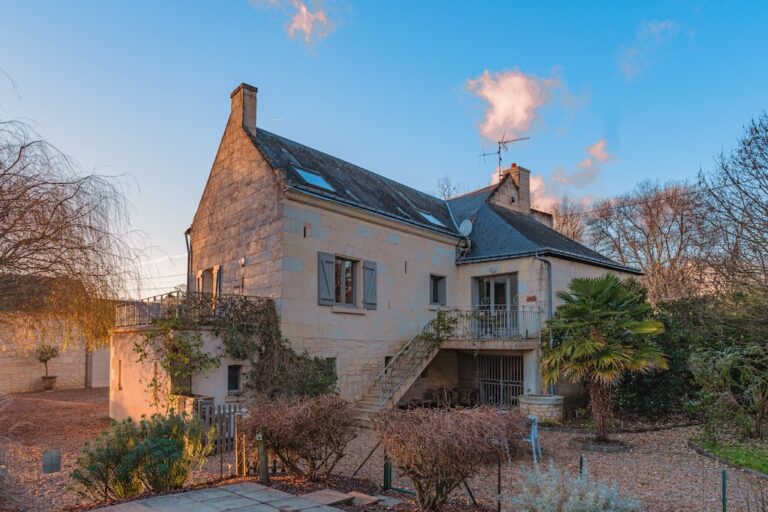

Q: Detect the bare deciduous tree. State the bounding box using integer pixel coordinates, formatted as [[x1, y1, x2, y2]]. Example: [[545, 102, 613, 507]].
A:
[[551, 196, 587, 242], [433, 175, 465, 200], [0, 119, 137, 346], [699, 112, 768, 294], [586, 181, 706, 304]]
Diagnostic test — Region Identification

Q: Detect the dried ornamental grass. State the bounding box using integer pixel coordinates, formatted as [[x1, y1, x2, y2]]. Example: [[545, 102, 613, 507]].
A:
[[371, 407, 526, 512], [243, 395, 356, 482]]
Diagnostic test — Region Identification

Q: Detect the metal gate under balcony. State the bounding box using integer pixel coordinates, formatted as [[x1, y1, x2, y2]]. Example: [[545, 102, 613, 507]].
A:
[[476, 354, 524, 407]]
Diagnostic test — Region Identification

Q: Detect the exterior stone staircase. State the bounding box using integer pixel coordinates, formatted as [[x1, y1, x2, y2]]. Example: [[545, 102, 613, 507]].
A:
[[351, 318, 445, 427], [350, 308, 543, 427]]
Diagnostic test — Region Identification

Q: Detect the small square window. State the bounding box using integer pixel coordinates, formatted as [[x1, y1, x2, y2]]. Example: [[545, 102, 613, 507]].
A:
[[334, 257, 357, 305], [227, 365, 242, 395], [430, 275, 447, 306]]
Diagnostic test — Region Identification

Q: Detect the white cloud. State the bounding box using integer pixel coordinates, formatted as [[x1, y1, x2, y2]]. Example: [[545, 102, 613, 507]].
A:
[[287, 0, 330, 44], [618, 19, 679, 78], [530, 139, 614, 211], [551, 138, 613, 188], [251, 0, 333, 45], [467, 69, 559, 141]]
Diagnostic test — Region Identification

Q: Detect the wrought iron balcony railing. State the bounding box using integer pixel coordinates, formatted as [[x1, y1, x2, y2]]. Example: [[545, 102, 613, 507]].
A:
[[115, 291, 270, 327]]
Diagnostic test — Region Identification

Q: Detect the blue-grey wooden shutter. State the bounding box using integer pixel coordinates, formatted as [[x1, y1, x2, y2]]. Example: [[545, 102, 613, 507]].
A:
[[363, 260, 377, 310], [438, 277, 447, 306], [317, 252, 335, 305]]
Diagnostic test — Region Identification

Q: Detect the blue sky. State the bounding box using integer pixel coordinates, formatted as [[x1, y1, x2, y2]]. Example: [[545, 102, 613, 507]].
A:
[[2, 1, 767, 296]]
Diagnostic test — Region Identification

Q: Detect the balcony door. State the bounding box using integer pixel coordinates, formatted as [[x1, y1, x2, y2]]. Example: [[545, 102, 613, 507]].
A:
[[472, 274, 518, 338], [474, 274, 517, 311]]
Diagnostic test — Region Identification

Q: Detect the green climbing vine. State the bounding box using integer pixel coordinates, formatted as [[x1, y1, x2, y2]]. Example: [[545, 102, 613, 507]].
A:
[[134, 293, 337, 403], [134, 318, 220, 410]]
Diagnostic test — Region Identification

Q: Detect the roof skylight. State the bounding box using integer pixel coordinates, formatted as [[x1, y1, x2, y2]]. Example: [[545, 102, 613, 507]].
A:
[[295, 167, 335, 192], [418, 210, 446, 227]]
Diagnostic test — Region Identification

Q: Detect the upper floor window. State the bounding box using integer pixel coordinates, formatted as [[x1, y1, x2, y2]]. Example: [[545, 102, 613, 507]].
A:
[[318, 253, 377, 309], [335, 257, 356, 305], [430, 274, 447, 306]]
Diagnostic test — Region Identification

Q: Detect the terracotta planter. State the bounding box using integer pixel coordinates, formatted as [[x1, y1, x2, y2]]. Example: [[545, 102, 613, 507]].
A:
[[41, 375, 57, 391]]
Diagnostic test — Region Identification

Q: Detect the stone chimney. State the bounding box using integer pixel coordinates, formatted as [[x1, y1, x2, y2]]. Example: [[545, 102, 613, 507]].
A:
[[508, 163, 531, 213], [230, 83, 258, 133]]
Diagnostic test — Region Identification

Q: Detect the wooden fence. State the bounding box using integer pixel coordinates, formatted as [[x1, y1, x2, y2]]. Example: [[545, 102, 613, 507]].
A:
[[195, 402, 246, 455]]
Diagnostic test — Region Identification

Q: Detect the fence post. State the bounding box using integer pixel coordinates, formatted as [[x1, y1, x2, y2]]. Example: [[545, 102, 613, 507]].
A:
[[721, 469, 727, 512], [258, 427, 269, 484], [383, 456, 392, 490]]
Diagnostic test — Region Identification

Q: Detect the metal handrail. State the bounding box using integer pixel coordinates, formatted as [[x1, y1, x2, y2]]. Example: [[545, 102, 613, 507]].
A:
[[375, 307, 542, 406]]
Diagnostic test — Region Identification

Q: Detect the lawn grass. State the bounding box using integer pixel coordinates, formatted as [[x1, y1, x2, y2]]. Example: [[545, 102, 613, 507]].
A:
[[699, 438, 768, 475]]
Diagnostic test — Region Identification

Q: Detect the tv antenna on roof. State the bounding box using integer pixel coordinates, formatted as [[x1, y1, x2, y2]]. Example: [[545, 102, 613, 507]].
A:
[[479, 134, 530, 178]]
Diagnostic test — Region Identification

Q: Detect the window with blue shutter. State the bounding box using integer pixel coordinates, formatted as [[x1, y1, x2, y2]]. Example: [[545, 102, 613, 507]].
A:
[[363, 260, 377, 310], [317, 252, 335, 305]]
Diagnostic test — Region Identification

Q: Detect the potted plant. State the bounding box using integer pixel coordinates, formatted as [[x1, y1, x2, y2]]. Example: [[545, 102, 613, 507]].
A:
[[35, 343, 60, 391]]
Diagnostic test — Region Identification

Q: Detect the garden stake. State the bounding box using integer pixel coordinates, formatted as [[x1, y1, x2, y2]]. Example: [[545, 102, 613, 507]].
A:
[[462, 480, 477, 506], [497, 458, 501, 512], [234, 417, 239, 477], [722, 469, 727, 512], [579, 454, 584, 476]]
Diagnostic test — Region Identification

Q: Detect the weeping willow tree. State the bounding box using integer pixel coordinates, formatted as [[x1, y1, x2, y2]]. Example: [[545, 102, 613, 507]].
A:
[[0, 119, 138, 348]]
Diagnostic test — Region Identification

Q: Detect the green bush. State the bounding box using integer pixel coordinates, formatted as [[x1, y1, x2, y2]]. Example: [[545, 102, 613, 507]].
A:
[[509, 463, 641, 512], [71, 412, 213, 502], [71, 418, 144, 501], [132, 413, 211, 493]]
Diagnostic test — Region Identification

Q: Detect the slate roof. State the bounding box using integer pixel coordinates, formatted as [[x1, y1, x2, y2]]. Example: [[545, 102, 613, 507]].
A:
[[249, 128, 640, 274], [251, 129, 458, 237]]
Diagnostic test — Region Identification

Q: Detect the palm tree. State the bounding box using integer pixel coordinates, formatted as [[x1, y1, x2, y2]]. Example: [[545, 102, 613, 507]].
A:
[[541, 274, 667, 441]]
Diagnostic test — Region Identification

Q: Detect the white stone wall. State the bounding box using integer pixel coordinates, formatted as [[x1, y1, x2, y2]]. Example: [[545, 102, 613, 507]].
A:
[[0, 313, 87, 394], [109, 327, 248, 421]]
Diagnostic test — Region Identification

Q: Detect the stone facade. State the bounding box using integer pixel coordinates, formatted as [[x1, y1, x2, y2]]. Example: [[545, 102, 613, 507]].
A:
[[189, 84, 284, 299]]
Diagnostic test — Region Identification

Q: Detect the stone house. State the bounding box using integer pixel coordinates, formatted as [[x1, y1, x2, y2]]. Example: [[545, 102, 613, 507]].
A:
[[110, 83, 638, 422]]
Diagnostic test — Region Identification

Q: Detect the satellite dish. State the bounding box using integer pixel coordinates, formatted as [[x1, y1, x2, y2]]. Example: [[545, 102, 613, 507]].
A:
[[459, 219, 473, 237]]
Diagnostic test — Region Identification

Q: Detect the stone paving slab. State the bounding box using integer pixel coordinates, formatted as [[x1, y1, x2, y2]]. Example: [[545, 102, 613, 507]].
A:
[[300, 489, 354, 506], [97, 483, 344, 512], [272, 496, 325, 512]]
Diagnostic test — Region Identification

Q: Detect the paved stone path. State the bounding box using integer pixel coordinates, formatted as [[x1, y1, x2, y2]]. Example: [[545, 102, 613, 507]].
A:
[[100, 482, 343, 512]]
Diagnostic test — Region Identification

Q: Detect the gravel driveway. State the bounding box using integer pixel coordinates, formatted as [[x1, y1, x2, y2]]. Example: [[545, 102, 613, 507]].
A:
[[0, 388, 111, 512], [335, 426, 763, 512]]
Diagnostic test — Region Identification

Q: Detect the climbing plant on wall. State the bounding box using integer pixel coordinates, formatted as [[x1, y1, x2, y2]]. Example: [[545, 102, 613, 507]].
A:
[[134, 293, 337, 403]]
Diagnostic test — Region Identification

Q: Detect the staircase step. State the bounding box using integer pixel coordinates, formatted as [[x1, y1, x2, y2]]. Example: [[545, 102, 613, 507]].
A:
[[347, 492, 380, 507]]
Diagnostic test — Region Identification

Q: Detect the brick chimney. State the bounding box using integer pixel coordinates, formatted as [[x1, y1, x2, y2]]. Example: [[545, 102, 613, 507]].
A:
[[230, 83, 258, 133], [508, 163, 531, 213]]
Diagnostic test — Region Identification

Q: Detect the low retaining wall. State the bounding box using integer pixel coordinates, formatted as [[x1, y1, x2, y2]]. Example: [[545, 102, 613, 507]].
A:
[[518, 394, 564, 422]]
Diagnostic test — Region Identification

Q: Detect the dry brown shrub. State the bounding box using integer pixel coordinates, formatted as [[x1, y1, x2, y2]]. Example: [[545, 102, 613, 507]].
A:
[[371, 407, 526, 512], [243, 395, 356, 482]]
